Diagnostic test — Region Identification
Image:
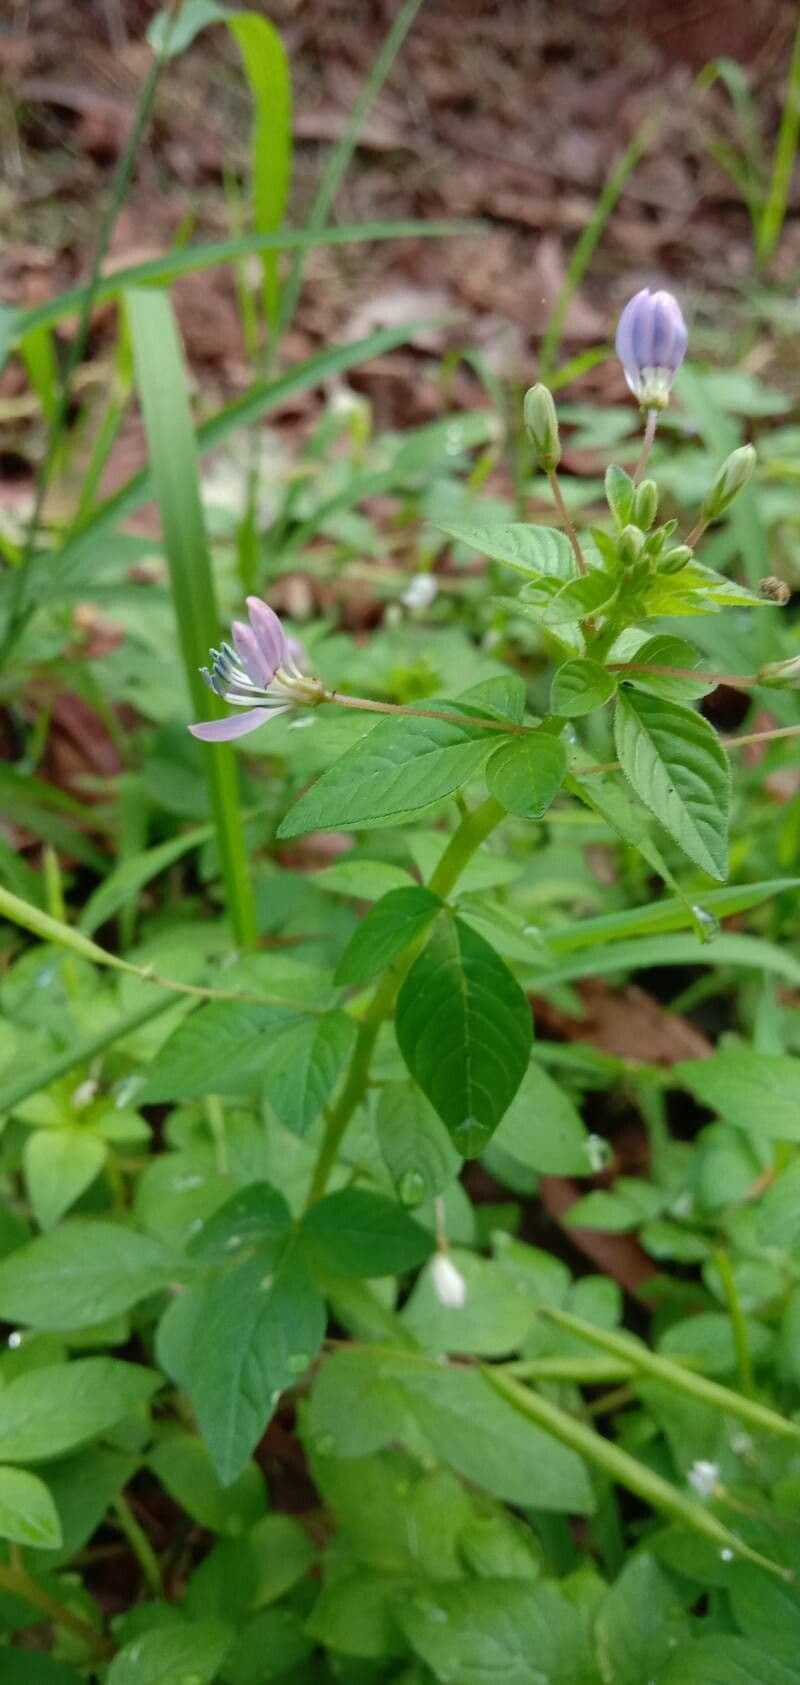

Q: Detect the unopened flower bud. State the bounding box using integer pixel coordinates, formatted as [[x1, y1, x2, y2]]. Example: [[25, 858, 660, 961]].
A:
[[701, 444, 756, 524], [759, 576, 791, 604], [524, 383, 561, 471], [658, 544, 692, 574], [633, 479, 658, 531], [431, 1252, 467, 1309], [615, 288, 688, 410], [619, 525, 646, 569], [756, 655, 800, 689]]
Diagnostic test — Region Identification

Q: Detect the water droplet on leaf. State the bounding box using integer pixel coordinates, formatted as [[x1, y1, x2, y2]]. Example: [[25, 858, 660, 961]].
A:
[[691, 904, 720, 943], [314, 1433, 336, 1456], [452, 1116, 491, 1157], [286, 1351, 310, 1375]]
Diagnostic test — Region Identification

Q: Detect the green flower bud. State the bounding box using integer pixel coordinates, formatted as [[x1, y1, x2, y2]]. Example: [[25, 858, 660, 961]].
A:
[[619, 525, 646, 569], [756, 655, 800, 689], [701, 445, 757, 524], [633, 479, 658, 531], [524, 383, 561, 471], [658, 544, 693, 574]]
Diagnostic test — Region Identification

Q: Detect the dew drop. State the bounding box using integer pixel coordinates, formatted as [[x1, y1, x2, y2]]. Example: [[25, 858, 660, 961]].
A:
[[691, 904, 720, 943], [259, 1273, 275, 1292], [36, 967, 56, 989], [720, 1548, 734, 1562], [7, 1331, 22, 1350], [399, 1168, 426, 1207], [224, 1234, 243, 1251], [452, 1116, 490, 1156], [314, 1433, 336, 1456], [286, 1351, 310, 1375]]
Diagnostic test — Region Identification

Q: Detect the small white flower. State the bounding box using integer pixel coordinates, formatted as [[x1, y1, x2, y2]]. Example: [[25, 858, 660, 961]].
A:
[[71, 1078, 98, 1111], [431, 1252, 467, 1309], [585, 1134, 609, 1173], [688, 1459, 719, 1499], [401, 573, 439, 610]]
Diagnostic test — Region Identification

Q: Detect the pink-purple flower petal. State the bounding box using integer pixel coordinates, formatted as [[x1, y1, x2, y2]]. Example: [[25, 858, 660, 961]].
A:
[[232, 620, 274, 686], [246, 598, 288, 672], [189, 707, 273, 742]]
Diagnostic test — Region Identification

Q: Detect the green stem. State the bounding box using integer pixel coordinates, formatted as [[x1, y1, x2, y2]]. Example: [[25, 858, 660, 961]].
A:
[[484, 1367, 792, 1581], [326, 690, 535, 737], [714, 1248, 755, 1397], [547, 469, 586, 575], [0, 1561, 112, 1658], [113, 1494, 162, 1596], [305, 796, 505, 1206], [633, 407, 658, 483]]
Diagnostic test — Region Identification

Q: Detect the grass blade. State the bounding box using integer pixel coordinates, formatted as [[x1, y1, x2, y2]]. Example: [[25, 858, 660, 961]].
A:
[[127, 287, 257, 947], [758, 18, 800, 266]]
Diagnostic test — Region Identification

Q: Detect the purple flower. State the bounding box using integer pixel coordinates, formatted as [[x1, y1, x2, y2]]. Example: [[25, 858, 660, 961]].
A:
[[189, 598, 321, 743], [615, 288, 687, 410]]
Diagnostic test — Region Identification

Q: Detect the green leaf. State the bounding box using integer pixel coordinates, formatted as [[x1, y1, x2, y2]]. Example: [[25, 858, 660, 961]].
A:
[[605, 464, 635, 526], [149, 1434, 266, 1536], [0, 1657, 82, 1684], [486, 734, 566, 818], [675, 1051, 800, 1141], [186, 1245, 325, 1484], [0, 1358, 159, 1461], [259, 1011, 357, 1134], [433, 521, 575, 579], [313, 859, 416, 899], [395, 915, 532, 1156], [217, 1605, 313, 1680], [277, 710, 505, 839], [391, 1360, 594, 1513], [0, 1465, 62, 1549], [186, 1183, 292, 1265], [23, 1129, 106, 1231], [492, 1059, 592, 1174], [614, 687, 731, 879], [757, 1160, 800, 1248], [550, 657, 617, 716], [108, 1620, 233, 1685], [376, 1083, 461, 1206], [594, 1553, 691, 1685], [658, 1635, 800, 1685], [0, 1220, 169, 1332], [335, 887, 442, 985], [622, 634, 714, 702], [141, 1002, 304, 1102], [543, 568, 618, 624], [398, 1578, 594, 1685], [301, 1189, 433, 1278], [184, 1512, 314, 1623]]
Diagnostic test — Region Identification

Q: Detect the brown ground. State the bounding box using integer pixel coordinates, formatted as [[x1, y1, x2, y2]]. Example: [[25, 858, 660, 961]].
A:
[[2, 0, 799, 497]]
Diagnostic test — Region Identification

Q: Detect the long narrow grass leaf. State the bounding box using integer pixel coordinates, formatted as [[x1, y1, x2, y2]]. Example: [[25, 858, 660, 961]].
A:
[[127, 288, 257, 946]]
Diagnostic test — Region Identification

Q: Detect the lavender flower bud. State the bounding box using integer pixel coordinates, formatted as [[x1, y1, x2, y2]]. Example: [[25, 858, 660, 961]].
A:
[[524, 383, 561, 471], [431, 1252, 467, 1309], [615, 288, 688, 410], [701, 444, 756, 524]]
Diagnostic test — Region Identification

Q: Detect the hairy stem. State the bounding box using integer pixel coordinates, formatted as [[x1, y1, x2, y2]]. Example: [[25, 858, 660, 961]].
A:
[[609, 663, 759, 688], [547, 469, 587, 574], [326, 690, 534, 736], [633, 407, 658, 484], [305, 796, 505, 1206]]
